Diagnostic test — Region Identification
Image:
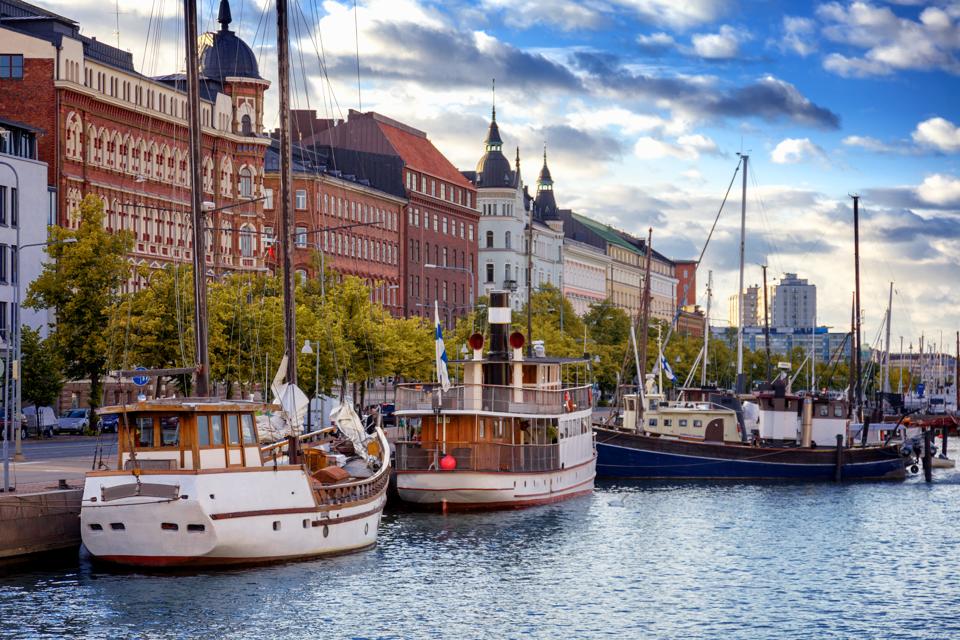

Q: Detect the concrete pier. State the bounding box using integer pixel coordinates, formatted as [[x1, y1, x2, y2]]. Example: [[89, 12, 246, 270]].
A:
[[0, 488, 82, 560]]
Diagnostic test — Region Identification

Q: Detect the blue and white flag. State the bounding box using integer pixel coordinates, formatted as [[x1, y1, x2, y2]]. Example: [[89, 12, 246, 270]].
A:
[[660, 353, 678, 384], [434, 300, 451, 391]]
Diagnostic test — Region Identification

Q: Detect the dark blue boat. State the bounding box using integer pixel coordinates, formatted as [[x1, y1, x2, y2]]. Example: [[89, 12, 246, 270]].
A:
[[594, 426, 907, 480]]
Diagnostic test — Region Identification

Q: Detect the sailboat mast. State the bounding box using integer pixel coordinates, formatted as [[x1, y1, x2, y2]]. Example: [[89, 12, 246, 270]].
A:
[[701, 270, 711, 387], [762, 262, 771, 382], [851, 195, 862, 421], [637, 228, 653, 397], [736, 154, 748, 392], [882, 282, 893, 399], [276, 0, 297, 384], [184, 0, 209, 397]]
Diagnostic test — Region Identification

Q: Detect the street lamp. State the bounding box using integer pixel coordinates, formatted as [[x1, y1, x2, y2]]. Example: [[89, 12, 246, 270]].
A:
[[301, 338, 320, 433]]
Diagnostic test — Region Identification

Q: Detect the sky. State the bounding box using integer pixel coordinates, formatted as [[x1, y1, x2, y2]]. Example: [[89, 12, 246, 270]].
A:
[[42, 0, 960, 351]]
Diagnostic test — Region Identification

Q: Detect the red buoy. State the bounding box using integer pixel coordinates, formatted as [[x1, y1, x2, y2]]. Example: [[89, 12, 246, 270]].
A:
[[439, 454, 457, 471]]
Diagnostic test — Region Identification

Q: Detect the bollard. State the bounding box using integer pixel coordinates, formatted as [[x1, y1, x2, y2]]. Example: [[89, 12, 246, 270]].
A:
[[923, 428, 933, 483], [834, 434, 843, 482], [942, 427, 949, 459]]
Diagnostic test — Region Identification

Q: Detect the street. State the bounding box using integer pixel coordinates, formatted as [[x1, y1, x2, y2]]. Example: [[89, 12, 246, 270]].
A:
[[3, 435, 117, 492]]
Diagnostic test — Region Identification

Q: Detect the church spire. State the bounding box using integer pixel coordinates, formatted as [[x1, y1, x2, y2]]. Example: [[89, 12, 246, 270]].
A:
[[218, 0, 233, 31], [492, 78, 496, 123], [538, 142, 553, 188], [483, 79, 503, 151]]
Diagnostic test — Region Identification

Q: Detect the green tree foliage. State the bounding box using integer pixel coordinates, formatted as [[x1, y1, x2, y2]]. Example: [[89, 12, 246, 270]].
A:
[[20, 327, 63, 415], [25, 195, 133, 413]]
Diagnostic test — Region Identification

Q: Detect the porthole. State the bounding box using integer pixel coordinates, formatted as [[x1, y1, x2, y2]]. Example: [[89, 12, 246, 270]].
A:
[[364, 523, 369, 535], [273, 521, 281, 531], [303, 519, 310, 529], [110, 522, 125, 531], [89, 523, 103, 531], [187, 524, 205, 533], [161, 522, 179, 531], [323, 524, 329, 538]]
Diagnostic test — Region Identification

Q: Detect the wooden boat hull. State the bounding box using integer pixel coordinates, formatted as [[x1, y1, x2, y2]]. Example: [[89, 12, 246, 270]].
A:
[[395, 456, 596, 510], [594, 427, 907, 481]]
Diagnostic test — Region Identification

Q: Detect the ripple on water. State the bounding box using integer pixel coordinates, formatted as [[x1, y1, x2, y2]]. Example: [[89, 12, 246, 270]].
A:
[[3, 475, 960, 639]]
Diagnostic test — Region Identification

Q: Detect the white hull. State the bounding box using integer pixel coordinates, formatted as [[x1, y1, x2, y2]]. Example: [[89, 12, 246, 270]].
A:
[[81, 467, 387, 566], [396, 455, 596, 509]]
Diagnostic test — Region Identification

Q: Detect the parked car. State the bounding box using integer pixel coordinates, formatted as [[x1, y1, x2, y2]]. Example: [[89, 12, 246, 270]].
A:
[[0, 415, 26, 441], [56, 408, 91, 435], [97, 413, 120, 433], [22, 405, 57, 439]]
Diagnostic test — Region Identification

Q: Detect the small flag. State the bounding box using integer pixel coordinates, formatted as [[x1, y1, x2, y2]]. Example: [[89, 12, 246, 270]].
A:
[[434, 300, 450, 391], [660, 354, 678, 384]]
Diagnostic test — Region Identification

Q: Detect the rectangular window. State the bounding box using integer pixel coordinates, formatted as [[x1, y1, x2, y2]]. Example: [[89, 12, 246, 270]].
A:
[[241, 414, 256, 444], [295, 226, 307, 248], [0, 244, 6, 283], [485, 263, 494, 283], [197, 415, 210, 446], [0, 55, 24, 79], [228, 415, 240, 445], [440, 184, 445, 200], [9, 188, 16, 228], [211, 415, 224, 445], [136, 417, 154, 447], [693, 420, 703, 428], [160, 416, 180, 446], [679, 419, 688, 427], [442, 217, 448, 235], [10, 247, 16, 285], [648, 419, 657, 427], [264, 188, 274, 209], [295, 189, 307, 209], [0, 186, 6, 225]]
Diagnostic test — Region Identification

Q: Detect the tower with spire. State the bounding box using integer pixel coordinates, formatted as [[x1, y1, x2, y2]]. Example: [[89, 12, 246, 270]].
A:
[[534, 145, 559, 220]]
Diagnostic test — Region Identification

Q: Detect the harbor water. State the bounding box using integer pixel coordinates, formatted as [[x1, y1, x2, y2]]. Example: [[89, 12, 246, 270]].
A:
[[3, 470, 960, 639]]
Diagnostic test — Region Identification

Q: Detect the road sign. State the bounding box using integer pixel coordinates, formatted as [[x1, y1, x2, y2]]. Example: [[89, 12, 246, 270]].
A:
[[132, 367, 149, 387]]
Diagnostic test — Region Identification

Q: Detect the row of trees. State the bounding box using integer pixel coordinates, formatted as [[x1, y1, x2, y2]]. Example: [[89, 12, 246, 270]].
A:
[[22, 195, 865, 414]]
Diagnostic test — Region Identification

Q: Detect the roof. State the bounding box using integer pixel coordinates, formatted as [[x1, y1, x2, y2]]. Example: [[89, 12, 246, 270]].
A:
[[376, 117, 474, 189], [572, 213, 642, 254], [198, 0, 262, 81]]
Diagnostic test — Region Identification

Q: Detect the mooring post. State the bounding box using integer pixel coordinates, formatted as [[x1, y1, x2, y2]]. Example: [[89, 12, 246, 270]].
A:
[[923, 428, 933, 483], [834, 434, 843, 482], [942, 427, 949, 460]]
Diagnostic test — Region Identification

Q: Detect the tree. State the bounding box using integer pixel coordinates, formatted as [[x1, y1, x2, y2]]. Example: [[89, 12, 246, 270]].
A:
[[20, 327, 63, 431], [25, 195, 134, 414]]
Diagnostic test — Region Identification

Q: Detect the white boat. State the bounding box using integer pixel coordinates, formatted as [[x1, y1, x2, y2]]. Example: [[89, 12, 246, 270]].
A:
[[81, 399, 390, 566], [393, 292, 596, 510]]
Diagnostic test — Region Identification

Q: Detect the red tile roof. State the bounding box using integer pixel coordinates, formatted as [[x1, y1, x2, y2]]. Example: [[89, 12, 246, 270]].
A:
[[376, 120, 474, 190]]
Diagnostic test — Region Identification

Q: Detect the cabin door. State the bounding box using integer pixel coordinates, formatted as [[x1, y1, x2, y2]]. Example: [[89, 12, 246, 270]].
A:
[[705, 419, 725, 442]]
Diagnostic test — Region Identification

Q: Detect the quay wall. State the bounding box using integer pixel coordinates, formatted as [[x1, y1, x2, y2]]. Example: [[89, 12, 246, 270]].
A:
[[0, 489, 82, 559]]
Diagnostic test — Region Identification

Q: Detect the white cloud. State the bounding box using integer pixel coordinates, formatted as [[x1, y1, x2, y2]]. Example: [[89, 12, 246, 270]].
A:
[[633, 133, 718, 159], [818, 1, 960, 76], [916, 173, 960, 206], [478, 0, 727, 30], [636, 32, 676, 53], [618, 0, 727, 29], [770, 138, 827, 164], [691, 25, 748, 59], [842, 135, 896, 153], [781, 16, 816, 56], [912, 117, 960, 153]]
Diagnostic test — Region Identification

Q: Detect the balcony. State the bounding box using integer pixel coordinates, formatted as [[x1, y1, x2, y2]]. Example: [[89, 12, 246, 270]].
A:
[[395, 441, 559, 473], [395, 383, 592, 416]]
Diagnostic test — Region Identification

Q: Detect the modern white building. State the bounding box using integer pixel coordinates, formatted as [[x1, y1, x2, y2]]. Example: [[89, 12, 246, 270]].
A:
[[772, 272, 816, 330], [0, 117, 51, 338], [562, 237, 610, 316], [464, 106, 562, 310]]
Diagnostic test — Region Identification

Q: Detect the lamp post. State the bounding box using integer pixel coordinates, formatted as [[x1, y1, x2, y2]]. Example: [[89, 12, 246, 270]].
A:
[[301, 339, 320, 433]]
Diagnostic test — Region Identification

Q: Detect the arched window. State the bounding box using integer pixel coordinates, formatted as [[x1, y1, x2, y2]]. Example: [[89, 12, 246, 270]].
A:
[[505, 230, 511, 250], [239, 224, 255, 257], [238, 166, 253, 198], [241, 114, 252, 136], [485, 230, 494, 248]]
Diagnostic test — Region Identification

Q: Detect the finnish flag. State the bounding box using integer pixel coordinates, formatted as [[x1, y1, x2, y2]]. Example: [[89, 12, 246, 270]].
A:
[[434, 300, 451, 391], [660, 353, 678, 384]]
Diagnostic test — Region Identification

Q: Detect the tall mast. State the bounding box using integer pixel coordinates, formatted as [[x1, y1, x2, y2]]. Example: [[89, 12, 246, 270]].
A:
[[882, 282, 893, 400], [736, 154, 748, 393], [277, 0, 297, 384], [637, 228, 654, 398], [762, 263, 771, 382], [701, 270, 712, 387], [848, 293, 855, 420], [851, 195, 862, 421], [184, 0, 209, 397]]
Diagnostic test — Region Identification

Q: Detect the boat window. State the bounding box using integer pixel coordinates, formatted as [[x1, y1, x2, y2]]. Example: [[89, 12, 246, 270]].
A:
[[833, 405, 843, 418], [227, 414, 241, 445], [211, 415, 224, 445], [693, 420, 703, 428], [197, 415, 210, 446], [160, 416, 180, 446], [819, 406, 828, 417], [241, 414, 256, 444], [679, 419, 688, 427], [648, 419, 657, 427], [136, 417, 154, 447], [663, 419, 672, 427]]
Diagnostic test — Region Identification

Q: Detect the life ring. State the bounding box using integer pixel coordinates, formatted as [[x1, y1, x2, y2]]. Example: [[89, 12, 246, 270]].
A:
[[564, 391, 574, 413]]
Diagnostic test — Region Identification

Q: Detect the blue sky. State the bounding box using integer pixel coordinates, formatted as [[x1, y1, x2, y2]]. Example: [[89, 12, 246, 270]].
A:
[[50, 0, 960, 349]]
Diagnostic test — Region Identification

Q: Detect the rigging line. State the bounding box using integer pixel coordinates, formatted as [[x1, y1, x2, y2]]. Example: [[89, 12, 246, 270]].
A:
[[291, 0, 330, 179]]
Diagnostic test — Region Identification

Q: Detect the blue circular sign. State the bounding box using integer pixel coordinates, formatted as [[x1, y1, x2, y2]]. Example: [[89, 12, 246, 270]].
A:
[[132, 367, 149, 387]]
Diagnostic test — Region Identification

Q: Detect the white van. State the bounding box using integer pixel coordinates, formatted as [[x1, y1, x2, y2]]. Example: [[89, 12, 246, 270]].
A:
[[22, 405, 57, 438]]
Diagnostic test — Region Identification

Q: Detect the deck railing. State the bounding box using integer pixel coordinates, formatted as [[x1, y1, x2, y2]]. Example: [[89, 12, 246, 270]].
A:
[[395, 440, 560, 473], [395, 384, 592, 415]]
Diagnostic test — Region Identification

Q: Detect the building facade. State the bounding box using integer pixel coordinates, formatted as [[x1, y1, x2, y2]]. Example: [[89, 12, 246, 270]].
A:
[[562, 238, 610, 316], [772, 272, 816, 330], [263, 140, 406, 315], [728, 285, 761, 328], [0, 117, 50, 335], [300, 110, 479, 327], [674, 259, 697, 307], [0, 0, 271, 285]]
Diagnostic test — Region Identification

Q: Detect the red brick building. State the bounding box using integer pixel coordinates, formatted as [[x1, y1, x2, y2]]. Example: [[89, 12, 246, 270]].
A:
[[296, 110, 480, 327], [0, 0, 271, 283], [674, 259, 697, 307], [262, 140, 406, 315]]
